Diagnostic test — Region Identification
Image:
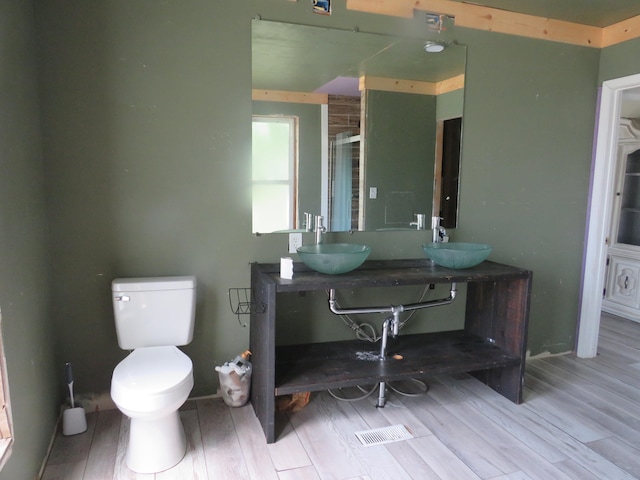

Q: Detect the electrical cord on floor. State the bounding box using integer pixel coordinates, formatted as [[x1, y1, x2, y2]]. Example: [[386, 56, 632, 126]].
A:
[[328, 379, 429, 403], [327, 384, 378, 402], [386, 378, 429, 397]]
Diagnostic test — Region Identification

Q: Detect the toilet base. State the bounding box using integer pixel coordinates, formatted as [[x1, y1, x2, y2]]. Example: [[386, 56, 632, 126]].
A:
[[125, 410, 187, 473]]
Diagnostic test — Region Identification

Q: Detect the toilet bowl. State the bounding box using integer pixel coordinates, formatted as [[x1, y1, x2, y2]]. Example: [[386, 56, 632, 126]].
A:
[[111, 346, 194, 473]]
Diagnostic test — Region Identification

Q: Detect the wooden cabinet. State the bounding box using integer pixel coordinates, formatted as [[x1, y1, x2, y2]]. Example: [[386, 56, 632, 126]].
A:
[[604, 251, 640, 317], [615, 149, 640, 246], [604, 118, 640, 321], [250, 259, 532, 443]]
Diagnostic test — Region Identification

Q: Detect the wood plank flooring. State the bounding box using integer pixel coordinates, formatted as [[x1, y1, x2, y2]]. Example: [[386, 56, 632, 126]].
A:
[[41, 313, 640, 479]]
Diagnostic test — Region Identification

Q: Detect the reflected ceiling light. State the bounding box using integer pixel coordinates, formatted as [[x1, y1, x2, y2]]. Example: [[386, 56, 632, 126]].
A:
[[424, 41, 446, 53]]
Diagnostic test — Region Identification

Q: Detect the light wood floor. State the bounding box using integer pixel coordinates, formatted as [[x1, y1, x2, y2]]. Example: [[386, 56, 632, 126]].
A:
[[42, 313, 640, 479]]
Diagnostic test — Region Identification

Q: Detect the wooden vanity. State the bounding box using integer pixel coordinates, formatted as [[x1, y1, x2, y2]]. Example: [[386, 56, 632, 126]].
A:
[[250, 259, 532, 443]]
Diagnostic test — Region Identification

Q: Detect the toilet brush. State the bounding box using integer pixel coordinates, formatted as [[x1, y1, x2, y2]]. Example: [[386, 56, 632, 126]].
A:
[[62, 362, 87, 436]]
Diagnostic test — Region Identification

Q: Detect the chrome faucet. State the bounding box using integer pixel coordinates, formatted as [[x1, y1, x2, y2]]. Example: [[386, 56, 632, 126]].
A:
[[431, 216, 448, 243], [314, 215, 326, 244]]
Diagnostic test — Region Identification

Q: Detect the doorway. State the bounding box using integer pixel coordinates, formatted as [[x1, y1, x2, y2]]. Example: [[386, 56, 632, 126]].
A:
[[436, 117, 462, 229], [578, 73, 640, 357]]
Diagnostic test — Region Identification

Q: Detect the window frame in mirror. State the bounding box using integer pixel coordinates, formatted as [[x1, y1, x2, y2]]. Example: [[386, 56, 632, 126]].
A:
[[251, 115, 299, 234]]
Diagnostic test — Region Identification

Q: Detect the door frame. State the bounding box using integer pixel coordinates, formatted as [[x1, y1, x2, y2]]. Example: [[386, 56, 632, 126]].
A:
[[577, 73, 640, 357]]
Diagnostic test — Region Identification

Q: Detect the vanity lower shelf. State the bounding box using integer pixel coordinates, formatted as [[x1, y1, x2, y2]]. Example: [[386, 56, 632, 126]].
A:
[[275, 330, 521, 396]]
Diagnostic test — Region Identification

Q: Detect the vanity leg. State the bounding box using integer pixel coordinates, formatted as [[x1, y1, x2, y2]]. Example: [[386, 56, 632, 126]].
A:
[[250, 265, 277, 442], [465, 276, 532, 403]]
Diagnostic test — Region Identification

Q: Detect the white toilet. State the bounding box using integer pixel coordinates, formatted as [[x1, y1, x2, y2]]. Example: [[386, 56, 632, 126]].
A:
[[110, 276, 196, 474]]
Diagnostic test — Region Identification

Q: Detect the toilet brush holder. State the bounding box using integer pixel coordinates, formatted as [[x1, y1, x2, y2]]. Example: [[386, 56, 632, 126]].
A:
[[62, 406, 87, 436], [62, 362, 87, 435]]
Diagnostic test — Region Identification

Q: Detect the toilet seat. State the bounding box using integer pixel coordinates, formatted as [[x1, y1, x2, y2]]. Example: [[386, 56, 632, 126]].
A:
[[111, 346, 193, 413]]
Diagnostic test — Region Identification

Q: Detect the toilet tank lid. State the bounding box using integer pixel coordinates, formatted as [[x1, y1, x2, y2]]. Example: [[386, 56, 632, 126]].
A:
[[112, 276, 196, 292]]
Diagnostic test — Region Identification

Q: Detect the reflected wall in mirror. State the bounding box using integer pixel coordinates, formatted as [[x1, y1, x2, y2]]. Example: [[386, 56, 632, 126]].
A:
[[251, 20, 466, 233]]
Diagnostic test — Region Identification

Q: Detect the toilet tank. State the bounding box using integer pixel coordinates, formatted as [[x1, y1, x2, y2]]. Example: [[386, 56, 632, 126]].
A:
[[112, 276, 196, 350]]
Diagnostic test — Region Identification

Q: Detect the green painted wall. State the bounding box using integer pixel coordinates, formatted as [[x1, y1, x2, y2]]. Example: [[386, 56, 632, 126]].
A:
[[35, 0, 256, 401], [599, 37, 640, 83], [0, 1, 58, 478], [33, 1, 600, 397], [437, 88, 465, 121], [0, 0, 612, 476], [364, 90, 437, 230], [455, 29, 599, 354]]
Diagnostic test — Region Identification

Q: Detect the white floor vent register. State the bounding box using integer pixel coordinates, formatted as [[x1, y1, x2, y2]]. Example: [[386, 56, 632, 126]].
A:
[[354, 424, 414, 447]]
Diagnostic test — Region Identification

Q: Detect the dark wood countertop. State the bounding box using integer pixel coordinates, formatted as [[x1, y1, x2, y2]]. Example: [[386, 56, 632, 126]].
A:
[[252, 259, 531, 292]]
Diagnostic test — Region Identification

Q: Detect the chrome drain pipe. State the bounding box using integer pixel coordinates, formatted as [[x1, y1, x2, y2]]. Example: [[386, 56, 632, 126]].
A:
[[377, 382, 387, 408], [379, 315, 393, 360], [328, 283, 457, 407], [328, 283, 457, 319]]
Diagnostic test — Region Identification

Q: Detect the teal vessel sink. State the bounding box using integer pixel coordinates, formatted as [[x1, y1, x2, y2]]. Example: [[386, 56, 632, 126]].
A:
[[297, 243, 371, 275], [422, 242, 492, 269]]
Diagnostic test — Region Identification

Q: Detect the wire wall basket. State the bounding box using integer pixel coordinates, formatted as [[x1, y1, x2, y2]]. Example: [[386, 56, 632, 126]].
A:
[[228, 288, 265, 327]]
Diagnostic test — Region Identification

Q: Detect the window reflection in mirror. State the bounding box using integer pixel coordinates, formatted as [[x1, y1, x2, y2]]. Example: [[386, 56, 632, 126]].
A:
[[252, 100, 322, 234], [252, 116, 298, 233]]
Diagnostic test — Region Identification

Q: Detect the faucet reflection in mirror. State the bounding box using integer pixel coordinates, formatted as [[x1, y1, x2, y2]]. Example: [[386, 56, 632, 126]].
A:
[[410, 213, 426, 230], [303, 212, 313, 232]]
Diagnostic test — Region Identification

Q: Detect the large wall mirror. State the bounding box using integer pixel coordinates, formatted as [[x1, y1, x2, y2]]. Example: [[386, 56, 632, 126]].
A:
[[252, 20, 466, 233]]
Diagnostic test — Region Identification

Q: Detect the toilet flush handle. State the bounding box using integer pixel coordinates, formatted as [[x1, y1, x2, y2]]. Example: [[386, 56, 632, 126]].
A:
[[114, 295, 130, 302]]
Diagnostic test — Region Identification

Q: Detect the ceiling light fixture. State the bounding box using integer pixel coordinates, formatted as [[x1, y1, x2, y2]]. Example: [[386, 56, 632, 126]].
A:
[[424, 41, 446, 53]]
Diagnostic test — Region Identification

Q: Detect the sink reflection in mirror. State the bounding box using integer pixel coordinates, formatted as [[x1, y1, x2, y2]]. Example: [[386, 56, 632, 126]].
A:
[[252, 20, 465, 234]]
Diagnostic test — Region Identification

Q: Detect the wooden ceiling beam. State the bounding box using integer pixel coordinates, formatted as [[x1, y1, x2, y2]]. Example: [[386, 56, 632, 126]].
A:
[[252, 89, 328, 104], [346, 0, 640, 48], [359, 74, 464, 95], [432, 1, 601, 48], [360, 75, 438, 95], [437, 73, 465, 95], [345, 0, 415, 18], [602, 15, 640, 47]]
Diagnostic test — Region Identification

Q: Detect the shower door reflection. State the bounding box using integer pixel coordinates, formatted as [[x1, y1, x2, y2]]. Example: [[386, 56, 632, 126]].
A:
[[329, 132, 360, 231]]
